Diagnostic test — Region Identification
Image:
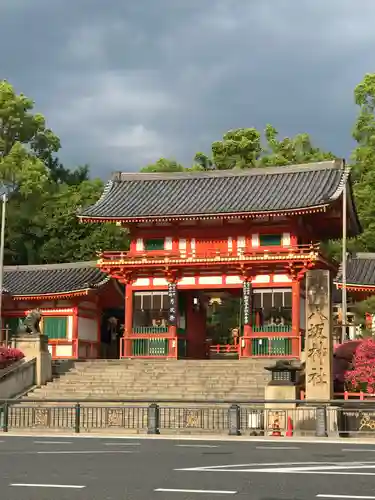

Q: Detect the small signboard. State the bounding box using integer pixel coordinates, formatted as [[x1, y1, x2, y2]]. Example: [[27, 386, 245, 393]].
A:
[[168, 283, 177, 326], [243, 281, 252, 325]]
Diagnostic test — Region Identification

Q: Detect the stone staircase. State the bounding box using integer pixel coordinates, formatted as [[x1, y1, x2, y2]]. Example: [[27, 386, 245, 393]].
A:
[[22, 359, 271, 402]]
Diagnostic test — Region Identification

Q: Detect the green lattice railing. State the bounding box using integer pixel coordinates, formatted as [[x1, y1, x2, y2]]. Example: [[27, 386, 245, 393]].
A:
[[252, 324, 291, 333], [251, 337, 292, 356], [131, 338, 169, 356], [133, 326, 168, 334]]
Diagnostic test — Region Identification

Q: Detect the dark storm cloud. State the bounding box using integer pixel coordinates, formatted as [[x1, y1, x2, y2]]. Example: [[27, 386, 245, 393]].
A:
[[1, 0, 375, 177]]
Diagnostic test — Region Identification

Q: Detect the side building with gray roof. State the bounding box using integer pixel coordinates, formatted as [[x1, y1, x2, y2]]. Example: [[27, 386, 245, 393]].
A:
[[1, 261, 124, 360]]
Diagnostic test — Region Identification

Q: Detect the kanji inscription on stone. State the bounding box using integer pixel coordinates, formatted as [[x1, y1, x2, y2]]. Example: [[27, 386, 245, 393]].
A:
[[305, 270, 333, 400]]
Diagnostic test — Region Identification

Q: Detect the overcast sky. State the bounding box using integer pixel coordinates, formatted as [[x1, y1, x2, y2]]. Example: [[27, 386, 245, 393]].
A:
[[1, 0, 374, 177]]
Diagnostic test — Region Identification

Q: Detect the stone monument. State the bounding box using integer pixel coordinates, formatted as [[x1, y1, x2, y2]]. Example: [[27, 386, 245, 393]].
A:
[[305, 269, 333, 400]]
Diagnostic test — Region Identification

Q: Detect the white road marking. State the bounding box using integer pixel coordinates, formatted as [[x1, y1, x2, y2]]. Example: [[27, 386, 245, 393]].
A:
[[297, 472, 375, 476], [342, 449, 375, 452], [253, 463, 375, 473], [177, 460, 375, 476], [10, 483, 85, 489], [33, 441, 72, 445], [176, 461, 329, 471], [176, 444, 219, 448], [317, 496, 375, 499], [37, 450, 135, 454], [155, 488, 237, 494], [104, 442, 140, 446], [256, 446, 300, 450]]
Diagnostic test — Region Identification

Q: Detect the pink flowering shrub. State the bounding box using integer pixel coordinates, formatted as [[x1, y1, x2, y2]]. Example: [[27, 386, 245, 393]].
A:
[[344, 339, 375, 394], [0, 347, 24, 369]]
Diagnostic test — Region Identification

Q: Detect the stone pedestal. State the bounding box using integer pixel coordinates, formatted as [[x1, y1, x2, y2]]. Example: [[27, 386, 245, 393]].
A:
[[264, 384, 299, 409], [12, 334, 52, 386], [305, 270, 333, 401], [264, 360, 302, 435]]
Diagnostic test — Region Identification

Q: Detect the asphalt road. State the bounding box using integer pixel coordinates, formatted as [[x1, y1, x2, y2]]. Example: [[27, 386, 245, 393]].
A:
[[1, 436, 375, 499]]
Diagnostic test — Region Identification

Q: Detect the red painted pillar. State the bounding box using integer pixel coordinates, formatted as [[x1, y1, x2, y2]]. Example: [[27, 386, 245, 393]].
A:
[[292, 280, 300, 357], [72, 306, 79, 359], [124, 283, 133, 357]]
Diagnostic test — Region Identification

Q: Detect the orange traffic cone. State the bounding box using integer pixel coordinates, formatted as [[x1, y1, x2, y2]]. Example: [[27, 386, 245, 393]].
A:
[[285, 416, 293, 437]]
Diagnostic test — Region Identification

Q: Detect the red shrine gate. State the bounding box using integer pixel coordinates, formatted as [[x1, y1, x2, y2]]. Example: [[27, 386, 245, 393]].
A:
[[100, 248, 313, 359], [78, 160, 361, 360]]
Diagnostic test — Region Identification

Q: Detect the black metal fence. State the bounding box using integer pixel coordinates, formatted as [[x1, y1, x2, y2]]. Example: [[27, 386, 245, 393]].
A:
[[1, 399, 375, 437]]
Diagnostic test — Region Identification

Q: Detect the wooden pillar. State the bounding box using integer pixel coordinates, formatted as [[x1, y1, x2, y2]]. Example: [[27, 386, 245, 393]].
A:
[[167, 282, 178, 358], [291, 280, 300, 357], [72, 306, 79, 359], [123, 283, 133, 357]]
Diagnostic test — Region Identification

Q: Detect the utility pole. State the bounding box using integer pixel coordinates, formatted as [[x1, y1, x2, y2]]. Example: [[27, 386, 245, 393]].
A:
[[341, 170, 347, 344], [0, 193, 7, 339]]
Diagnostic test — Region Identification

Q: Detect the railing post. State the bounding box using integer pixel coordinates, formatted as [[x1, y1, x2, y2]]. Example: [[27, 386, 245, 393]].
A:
[[228, 404, 241, 436], [74, 403, 81, 434], [315, 406, 328, 437], [2, 403, 8, 432], [147, 403, 160, 434]]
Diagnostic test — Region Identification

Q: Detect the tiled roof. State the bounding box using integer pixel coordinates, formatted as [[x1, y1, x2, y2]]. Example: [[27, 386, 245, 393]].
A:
[[335, 253, 375, 288], [79, 160, 358, 225], [3, 261, 109, 298]]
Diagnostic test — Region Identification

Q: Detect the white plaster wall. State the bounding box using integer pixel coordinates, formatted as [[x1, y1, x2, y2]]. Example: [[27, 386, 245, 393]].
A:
[[165, 237, 173, 250], [251, 234, 260, 247], [237, 236, 246, 251], [67, 316, 73, 340], [179, 238, 187, 253], [55, 345, 72, 357], [282, 232, 291, 246], [77, 316, 98, 341], [198, 276, 223, 285]]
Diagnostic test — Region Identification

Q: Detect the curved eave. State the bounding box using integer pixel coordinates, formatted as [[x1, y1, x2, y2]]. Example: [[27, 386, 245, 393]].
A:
[[78, 204, 330, 224], [335, 283, 375, 292], [10, 277, 111, 301], [11, 290, 92, 301]]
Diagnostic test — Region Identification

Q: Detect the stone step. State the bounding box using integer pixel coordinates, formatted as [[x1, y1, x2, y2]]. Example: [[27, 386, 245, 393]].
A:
[[26, 387, 264, 393], [21, 359, 271, 404], [23, 392, 264, 399], [31, 382, 264, 388], [24, 388, 264, 395]]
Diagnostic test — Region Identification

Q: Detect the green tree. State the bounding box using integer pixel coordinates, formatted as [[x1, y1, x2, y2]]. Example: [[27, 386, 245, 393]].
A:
[[141, 158, 185, 173], [36, 179, 127, 263], [260, 125, 335, 166], [351, 73, 375, 252], [5, 178, 128, 265], [210, 126, 334, 170], [211, 128, 263, 169], [0, 80, 60, 194], [0, 81, 127, 265], [191, 152, 214, 171]]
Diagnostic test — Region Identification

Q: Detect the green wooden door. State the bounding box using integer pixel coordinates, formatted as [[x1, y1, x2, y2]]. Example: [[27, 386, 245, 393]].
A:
[[43, 317, 68, 339]]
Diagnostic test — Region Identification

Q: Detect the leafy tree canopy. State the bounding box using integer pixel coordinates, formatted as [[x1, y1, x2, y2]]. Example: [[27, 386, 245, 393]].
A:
[[0, 81, 126, 265], [141, 158, 185, 173]]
